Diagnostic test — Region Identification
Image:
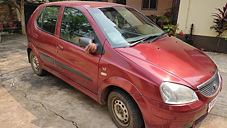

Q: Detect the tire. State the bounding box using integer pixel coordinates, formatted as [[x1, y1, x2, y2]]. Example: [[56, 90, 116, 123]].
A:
[[108, 89, 144, 128], [30, 51, 46, 76]]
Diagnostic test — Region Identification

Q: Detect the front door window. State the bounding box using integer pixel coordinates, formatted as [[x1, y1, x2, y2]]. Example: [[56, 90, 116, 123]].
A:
[[60, 7, 95, 47]]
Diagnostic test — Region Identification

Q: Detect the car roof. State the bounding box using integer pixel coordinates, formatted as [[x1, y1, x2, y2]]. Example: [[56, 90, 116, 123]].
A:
[[41, 1, 126, 8]]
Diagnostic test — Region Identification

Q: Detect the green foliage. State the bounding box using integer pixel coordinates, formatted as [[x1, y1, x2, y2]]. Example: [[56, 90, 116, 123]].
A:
[[210, 3, 227, 51], [157, 15, 172, 24], [210, 3, 227, 37], [61, 7, 94, 41], [157, 7, 175, 28], [163, 24, 179, 37]]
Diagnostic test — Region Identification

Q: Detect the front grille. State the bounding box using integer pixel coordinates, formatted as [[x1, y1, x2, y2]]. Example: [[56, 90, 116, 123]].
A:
[[198, 71, 220, 97]]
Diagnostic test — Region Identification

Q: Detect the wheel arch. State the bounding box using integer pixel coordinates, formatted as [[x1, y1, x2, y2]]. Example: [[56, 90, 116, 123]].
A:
[[27, 43, 39, 63], [99, 76, 142, 104], [27, 48, 32, 63], [100, 85, 121, 104], [98, 76, 150, 126]]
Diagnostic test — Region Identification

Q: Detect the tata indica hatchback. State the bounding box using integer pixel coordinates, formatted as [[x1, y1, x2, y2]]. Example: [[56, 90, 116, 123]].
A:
[[27, 1, 222, 128]]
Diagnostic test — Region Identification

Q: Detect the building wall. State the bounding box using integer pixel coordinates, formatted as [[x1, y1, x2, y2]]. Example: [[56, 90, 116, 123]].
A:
[[177, 0, 227, 37], [108, 0, 173, 16]]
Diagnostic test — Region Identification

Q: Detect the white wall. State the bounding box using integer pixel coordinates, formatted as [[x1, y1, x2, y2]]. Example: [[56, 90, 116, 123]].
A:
[[177, 0, 227, 37]]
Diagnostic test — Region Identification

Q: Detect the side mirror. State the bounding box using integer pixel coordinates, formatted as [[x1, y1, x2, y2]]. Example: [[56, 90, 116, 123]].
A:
[[79, 37, 93, 48], [79, 37, 105, 55], [79, 37, 97, 54]]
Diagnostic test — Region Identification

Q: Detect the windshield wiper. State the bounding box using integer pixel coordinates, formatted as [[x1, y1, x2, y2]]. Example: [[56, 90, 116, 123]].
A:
[[147, 32, 167, 43], [130, 32, 167, 47], [129, 37, 149, 47]]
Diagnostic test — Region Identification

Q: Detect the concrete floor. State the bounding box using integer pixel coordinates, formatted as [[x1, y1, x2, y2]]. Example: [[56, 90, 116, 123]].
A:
[[0, 35, 226, 128]]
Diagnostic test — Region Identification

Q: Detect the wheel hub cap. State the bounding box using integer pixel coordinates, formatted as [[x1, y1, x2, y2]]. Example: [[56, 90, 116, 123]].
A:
[[113, 100, 129, 125], [32, 56, 39, 72]]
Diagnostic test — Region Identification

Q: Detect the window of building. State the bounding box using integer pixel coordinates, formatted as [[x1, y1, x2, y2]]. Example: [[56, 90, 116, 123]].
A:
[[142, 0, 157, 10], [36, 6, 60, 35], [115, 0, 126, 5], [60, 7, 94, 47]]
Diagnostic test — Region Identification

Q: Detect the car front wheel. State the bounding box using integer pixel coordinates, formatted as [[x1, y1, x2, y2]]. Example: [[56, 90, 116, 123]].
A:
[[108, 89, 144, 128]]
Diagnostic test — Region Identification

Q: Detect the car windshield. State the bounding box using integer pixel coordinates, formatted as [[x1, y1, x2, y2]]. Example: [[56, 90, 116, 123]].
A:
[[88, 6, 164, 48]]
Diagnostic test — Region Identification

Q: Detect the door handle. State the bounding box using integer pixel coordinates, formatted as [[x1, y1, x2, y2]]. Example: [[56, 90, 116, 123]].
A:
[[57, 44, 64, 50], [33, 33, 38, 38]]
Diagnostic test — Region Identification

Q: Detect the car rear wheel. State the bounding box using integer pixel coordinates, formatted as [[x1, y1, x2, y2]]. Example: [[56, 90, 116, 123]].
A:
[[30, 51, 46, 76], [108, 89, 144, 128]]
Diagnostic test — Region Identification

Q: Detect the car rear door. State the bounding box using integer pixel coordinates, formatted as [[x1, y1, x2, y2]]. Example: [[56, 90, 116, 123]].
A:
[[34, 6, 61, 71]]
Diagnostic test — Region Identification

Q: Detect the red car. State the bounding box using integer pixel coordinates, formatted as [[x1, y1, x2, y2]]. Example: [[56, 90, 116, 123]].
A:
[[27, 1, 222, 128]]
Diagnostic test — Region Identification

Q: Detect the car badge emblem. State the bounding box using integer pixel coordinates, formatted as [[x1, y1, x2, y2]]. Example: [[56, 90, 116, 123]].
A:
[[102, 67, 107, 71], [213, 83, 218, 90]]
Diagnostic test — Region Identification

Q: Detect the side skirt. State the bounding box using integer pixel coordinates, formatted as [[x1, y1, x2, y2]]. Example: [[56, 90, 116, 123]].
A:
[[41, 64, 100, 103]]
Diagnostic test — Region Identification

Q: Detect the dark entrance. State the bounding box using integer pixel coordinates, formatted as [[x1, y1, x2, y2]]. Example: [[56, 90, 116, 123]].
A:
[[172, 0, 181, 25], [24, 3, 42, 26]]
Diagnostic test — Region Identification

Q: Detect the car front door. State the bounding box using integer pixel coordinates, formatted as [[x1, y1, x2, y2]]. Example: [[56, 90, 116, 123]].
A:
[[55, 7, 101, 94]]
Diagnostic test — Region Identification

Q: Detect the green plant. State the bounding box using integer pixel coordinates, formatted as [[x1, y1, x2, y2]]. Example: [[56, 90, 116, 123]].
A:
[[157, 7, 175, 28], [210, 3, 227, 50], [163, 24, 179, 37]]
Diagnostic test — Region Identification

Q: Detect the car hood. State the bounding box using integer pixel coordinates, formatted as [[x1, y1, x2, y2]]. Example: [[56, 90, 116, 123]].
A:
[[115, 37, 217, 88]]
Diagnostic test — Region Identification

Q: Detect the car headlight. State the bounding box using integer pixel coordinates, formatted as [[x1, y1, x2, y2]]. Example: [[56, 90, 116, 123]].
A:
[[160, 82, 198, 104]]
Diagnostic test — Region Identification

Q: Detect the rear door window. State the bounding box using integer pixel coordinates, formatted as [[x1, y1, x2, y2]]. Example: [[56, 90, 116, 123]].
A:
[[36, 6, 60, 35]]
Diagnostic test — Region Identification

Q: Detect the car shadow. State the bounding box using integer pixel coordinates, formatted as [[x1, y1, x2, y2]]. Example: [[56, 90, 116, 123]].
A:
[[0, 35, 116, 128]]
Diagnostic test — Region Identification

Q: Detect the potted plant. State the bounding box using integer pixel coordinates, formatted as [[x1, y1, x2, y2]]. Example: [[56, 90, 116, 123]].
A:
[[210, 3, 227, 51], [8, 22, 14, 28], [156, 7, 176, 28], [0, 23, 3, 29], [163, 24, 184, 37]]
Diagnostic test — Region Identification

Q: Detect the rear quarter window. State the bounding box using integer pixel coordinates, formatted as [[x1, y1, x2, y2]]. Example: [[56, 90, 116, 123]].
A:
[[36, 6, 60, 35]]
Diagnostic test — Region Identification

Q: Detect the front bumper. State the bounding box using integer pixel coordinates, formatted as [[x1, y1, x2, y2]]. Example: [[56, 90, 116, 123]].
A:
[[140, 70, 222, 128], [141, 92, 219, 128]]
